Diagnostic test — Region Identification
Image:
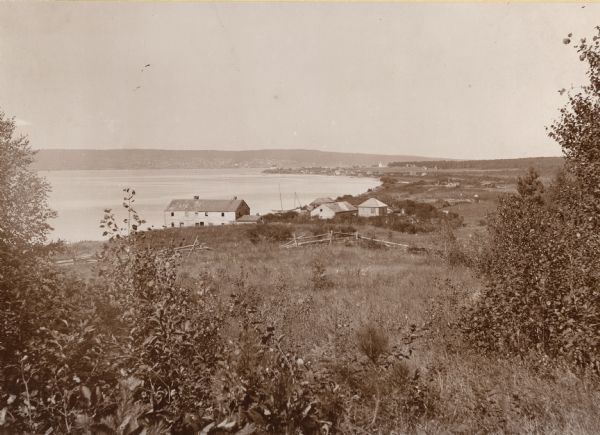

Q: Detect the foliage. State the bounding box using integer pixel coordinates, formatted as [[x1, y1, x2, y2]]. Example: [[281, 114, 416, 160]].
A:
[[437, 219, 473, 267], [213, 276, 344, 434], [356, 323, 389, 364], [0, 112, 59, 378], [245, 224, 292, 244], [466, 30, 600, 371], [0, 112, 56, 250], [95, 192, 225, 419], [262, 211, 311, 225], [309, 256, 334, 291], [388, 156, 564, 174]]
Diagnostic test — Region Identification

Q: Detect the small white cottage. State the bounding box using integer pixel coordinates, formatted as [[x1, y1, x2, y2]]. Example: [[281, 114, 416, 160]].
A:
[[164, 196, 250, 227], [310, 201, 357, 219], [358, 198, 389, 217]]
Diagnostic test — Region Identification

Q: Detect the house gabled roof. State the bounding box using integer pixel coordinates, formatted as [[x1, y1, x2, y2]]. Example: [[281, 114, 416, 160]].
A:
[[358, 198, 388, 208], [165, 199, 247, 212], [310, 197, 335, 206], [319, 201, 357, 213]]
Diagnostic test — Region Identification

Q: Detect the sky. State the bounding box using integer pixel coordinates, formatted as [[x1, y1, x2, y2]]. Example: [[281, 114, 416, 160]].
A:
[[1, 2, 598, 160]]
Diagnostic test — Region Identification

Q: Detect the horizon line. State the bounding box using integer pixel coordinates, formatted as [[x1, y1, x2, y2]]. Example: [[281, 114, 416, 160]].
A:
[[32, 147, 564, 161]]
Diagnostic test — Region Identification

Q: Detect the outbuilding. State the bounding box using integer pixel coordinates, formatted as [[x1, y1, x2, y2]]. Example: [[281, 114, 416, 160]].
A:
[[358, 198, 389, 217], [235, 214, 264, 225], [310, 201, 357, 219]]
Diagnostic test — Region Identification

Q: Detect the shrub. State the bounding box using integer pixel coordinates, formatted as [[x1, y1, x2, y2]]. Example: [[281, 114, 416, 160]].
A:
[[96, 204, 225, 417], [356, 322, 389, 364], [465, 173, 600, 368], [438, 219, 472, 267], [213, 325, 343, 434], [464, 33, 600, 372], [246, 224, 292, 244], [309, 257, 333, 291]]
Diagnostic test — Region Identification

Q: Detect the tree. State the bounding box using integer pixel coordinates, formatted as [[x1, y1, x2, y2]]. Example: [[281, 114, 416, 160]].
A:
[[1, 111, 57, 355], [467, 30, 600, 370], [0, 112, 65, 431], [516, 167, 545, 205], [0, 113, 55, 250]]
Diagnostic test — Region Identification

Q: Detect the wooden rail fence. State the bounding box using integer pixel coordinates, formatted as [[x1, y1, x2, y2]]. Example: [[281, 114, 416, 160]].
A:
[[281, 231, 409, 249], [54, 237, 212, 266]]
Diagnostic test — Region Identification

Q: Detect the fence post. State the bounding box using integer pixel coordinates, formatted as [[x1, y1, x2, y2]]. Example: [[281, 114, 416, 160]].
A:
[[293, 232, 298, 247], [187, 236, 198, 259], [329, 230, 333, 246]]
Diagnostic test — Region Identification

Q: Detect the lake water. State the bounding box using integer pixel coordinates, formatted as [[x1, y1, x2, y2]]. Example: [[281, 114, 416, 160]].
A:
[[40, 168, 380, 242]]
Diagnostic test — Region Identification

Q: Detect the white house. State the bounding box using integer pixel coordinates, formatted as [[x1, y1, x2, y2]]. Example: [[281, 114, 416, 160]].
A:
[[310, 201, 357, 219], [164, 196, 250, 228], [358, 198, 389, 217]]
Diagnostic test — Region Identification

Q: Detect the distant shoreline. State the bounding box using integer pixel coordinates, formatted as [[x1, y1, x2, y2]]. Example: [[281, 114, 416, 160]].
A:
[[31, 148, 441, 171]]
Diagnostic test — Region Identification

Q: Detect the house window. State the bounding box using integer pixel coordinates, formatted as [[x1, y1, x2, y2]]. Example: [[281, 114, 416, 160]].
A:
[[221, 212, 225, 217], [200, 222, 204, 226], [194, 212, 199, 216], [179, 222, 184, 227], [371, 207, 377, 213], [195, 222, 199, 227], [205, 212, 208, 216], [170, 212, 174, 217], [171, 222, 174, 228]]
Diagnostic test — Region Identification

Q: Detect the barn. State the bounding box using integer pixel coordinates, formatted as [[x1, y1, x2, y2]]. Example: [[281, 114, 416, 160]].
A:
[[164, 196, 250, 227], [310, 201, 357, 219], [358, 198, 389, 217]]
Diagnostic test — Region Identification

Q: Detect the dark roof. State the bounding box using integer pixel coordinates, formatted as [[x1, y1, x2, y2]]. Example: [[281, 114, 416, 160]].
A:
[[165, 199, 247, 212], [236, 214, 262, 222]]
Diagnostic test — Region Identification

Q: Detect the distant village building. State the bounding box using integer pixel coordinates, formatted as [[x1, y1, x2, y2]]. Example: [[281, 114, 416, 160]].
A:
[[164, 196, 250, 227], [310, 201, 357, 219], [397, 164, 429, 176], [358, 198, 389, 217]]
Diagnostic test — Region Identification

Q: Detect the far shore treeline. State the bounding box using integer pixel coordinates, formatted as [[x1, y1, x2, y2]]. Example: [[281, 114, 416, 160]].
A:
[[390, 156, 564, 173], [32, 148, 563, 174]]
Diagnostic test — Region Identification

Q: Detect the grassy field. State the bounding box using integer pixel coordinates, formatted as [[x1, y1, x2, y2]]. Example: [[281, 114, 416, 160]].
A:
[[53, 166, 600, 433], [56, 216, 600, 433]]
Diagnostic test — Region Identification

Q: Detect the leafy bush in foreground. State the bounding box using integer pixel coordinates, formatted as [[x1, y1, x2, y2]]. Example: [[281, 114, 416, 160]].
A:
[[466, 31, 600, 372]]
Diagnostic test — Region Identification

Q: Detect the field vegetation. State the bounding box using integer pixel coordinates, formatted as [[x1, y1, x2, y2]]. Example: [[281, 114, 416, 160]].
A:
[[3, 31, 600, 434]]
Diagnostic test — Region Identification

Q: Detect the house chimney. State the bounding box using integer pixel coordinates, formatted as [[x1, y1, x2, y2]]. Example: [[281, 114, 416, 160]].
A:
[[193, 195, 199, 200]]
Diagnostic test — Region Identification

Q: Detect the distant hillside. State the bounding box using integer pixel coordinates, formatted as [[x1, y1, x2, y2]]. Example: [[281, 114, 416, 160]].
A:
[[390, 156, 564, 175], [32, 149, 441, 171]]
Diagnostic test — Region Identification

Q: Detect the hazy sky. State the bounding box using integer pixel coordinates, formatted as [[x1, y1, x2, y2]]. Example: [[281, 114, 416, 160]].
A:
[[1, 2, 598, 159]]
